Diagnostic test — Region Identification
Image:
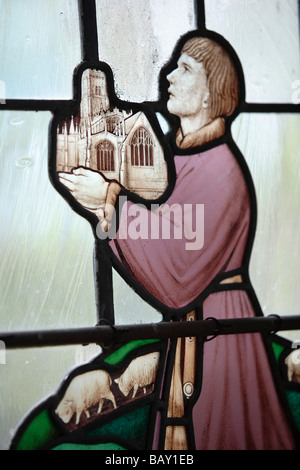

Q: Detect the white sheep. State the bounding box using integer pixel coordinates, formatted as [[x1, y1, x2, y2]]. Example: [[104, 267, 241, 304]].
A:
[[55, 369, 117, 425], [115, 351, 160, 398], [285, 350, 300, 383]]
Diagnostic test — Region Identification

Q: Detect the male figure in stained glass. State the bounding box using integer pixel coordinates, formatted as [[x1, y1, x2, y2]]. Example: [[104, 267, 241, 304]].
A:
[[53, 33, 300, 450]]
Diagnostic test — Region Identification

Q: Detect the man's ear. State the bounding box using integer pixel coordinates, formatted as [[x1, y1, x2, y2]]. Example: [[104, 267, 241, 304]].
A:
[[202, 91, 210, 109]]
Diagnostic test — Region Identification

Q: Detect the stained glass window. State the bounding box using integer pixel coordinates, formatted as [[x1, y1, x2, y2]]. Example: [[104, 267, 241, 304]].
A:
[[0, 0, 300, 453]]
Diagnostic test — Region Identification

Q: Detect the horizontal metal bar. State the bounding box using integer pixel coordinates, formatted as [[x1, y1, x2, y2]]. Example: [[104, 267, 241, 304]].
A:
[[0, 315, 300, 349], [1, 100, 300, 114], [0, 99, 76, 112], [241, 102, 300, 113]]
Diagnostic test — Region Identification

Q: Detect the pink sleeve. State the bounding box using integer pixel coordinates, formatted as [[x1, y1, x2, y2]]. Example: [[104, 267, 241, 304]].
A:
[[109, 146, 250, 309]]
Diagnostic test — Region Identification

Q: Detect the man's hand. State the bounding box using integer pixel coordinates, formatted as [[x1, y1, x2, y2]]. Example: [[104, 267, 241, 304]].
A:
[[58, 167, 109, 211]]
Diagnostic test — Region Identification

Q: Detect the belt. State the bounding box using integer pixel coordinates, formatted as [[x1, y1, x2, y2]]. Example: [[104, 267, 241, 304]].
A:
[[219, 274, 243, 285]]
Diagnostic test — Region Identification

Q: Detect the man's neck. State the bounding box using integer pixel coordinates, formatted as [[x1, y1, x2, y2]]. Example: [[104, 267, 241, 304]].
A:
[[176, 116, 226, 149], [179, 110, 212, 137]]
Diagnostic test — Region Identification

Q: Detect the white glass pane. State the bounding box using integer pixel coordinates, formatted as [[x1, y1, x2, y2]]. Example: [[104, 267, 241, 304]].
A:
[[96, 0, 196, 101], [0, 0, 81, 99], [113, 270, 162, 325], [205, 0, 300, 103], [0, 111, 96, 331], [232, 112, 300, 340]]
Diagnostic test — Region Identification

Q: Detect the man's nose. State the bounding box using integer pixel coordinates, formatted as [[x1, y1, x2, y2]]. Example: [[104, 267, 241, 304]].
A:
[[167, 69, 176, 84]]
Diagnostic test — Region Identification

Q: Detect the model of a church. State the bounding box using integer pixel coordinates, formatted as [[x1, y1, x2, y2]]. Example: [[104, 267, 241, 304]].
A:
[[56, 69, 168, 199]]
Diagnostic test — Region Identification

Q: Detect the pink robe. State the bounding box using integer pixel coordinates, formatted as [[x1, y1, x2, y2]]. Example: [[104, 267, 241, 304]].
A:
[[109, 143, 296, 449]]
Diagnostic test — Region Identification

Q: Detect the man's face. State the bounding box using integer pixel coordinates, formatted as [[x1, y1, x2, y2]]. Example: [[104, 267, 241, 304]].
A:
[[167, 53, 210, 119]]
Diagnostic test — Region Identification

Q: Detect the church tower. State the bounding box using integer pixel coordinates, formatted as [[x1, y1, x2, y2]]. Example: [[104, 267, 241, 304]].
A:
[[80, 69, 110, 124]]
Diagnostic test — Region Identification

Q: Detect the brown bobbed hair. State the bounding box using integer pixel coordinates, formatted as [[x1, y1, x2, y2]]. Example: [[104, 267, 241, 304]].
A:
[[181, 37, 240, 120]]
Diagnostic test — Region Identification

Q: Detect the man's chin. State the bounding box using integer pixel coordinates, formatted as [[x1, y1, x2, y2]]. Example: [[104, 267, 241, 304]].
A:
[[166, 100, 179, 117]]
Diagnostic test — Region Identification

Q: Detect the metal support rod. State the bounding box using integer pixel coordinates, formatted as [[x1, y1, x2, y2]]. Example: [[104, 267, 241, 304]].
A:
[[0, 315, 300, 350], [79, 0, 99, 62], [195, 0, 206, 30]]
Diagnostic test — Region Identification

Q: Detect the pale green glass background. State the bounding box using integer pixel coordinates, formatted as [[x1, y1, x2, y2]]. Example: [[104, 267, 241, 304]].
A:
[[0, 0, 299, 450]]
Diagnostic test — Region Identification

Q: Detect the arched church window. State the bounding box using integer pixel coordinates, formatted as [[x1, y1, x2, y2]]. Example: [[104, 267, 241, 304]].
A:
[[130, 127, 154, 166], [97, 140, 114, 171]]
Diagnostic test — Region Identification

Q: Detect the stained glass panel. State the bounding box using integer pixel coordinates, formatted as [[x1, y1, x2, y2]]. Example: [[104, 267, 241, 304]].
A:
[[0, 0, 300, 452]]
